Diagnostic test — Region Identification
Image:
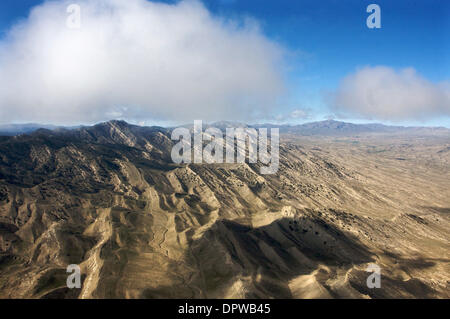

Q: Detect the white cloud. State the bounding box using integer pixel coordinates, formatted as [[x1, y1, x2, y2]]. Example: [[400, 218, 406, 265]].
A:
[[273, 108, 311, 122], [0, 0, 285, 125], [290, 109, 310, 119], [328, 66, 450, 121]]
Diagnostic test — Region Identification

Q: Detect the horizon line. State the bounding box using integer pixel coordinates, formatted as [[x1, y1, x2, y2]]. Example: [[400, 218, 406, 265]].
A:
[[1, 118, 450, 130]]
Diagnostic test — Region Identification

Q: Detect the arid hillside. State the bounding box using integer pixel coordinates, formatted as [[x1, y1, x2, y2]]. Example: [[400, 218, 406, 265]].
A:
[[0, 121, 449, 298]]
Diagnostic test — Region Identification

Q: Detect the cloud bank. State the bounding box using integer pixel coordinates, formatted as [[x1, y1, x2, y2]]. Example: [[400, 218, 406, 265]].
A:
[[0, 0, 285, 125], [329, 66, 450, 121]]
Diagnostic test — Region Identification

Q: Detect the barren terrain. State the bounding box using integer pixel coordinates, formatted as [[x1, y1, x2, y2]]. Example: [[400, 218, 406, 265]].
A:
[[0, 121, 449, 298]]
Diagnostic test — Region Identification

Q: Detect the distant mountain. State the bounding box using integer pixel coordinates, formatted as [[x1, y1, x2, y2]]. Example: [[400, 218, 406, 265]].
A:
[[0, 123, 81, 136], [286, 120, 393, 134], [180, 119, 449, 136], [210, 121, 249, 130], [1, 119, 448, 137], [0, 123, 58, 136], [255, 120, 449, 136]]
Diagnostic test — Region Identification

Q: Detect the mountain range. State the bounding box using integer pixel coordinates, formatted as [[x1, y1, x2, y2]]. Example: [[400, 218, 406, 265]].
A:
[[0, 120, 448, 298], [1, 120, 448, 137]]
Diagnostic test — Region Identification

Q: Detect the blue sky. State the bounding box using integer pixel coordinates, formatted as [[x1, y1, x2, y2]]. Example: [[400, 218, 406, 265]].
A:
[[0, 0, 448, 126], [204, 0, 450, 126]]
